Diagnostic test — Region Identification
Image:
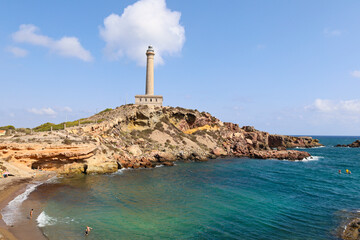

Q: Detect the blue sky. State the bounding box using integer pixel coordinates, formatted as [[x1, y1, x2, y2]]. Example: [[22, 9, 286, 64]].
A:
[[1, 0, 360, 135]]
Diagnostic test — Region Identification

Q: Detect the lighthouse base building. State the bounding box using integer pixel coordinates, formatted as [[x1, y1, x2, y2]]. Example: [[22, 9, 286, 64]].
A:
[[135, 95, 163, 106]]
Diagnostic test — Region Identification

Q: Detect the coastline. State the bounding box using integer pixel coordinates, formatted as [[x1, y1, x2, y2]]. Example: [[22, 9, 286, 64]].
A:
[[0, 172, 56, 240]]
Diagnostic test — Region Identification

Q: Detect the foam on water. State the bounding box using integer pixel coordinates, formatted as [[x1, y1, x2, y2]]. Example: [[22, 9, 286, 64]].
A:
[[301, 156, 323, 162], [37, 211, 57, 227], [112, 168, 129, 175], [1, 182, 43, 226], [45, 176, 60, 184], [282, 156, 323, 162], [295, 146, 325, 149]]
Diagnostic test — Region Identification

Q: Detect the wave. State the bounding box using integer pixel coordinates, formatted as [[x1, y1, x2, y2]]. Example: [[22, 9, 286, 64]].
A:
[[282, 156, 324, 162], [1, 182, 43, 226], [44, 176, 60, 184], [302, 156, 323, 161], [37, 211, 57, 227], [111, 168, 129, 175], [112, 164, 174, 174], [295, 146, 325, 149]]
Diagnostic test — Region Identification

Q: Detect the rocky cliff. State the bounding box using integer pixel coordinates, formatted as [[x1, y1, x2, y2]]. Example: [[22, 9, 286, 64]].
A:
[[0, 105, 322, 175]]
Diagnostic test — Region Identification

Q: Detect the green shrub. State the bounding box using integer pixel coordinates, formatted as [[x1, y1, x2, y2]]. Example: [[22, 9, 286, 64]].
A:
[[0, 125, 15, 130], [62, 139, 73, 145], [97, 108, 112, 115]]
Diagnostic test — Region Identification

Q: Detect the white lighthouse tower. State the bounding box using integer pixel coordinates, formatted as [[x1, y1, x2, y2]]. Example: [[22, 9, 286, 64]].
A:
[[135, 46, 163, 106]]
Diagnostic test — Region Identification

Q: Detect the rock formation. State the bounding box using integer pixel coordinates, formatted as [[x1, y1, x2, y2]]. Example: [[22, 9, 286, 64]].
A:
[[336, 140, 360, 148], [341, 218, 360, 240], [0, 105, 322, 175]]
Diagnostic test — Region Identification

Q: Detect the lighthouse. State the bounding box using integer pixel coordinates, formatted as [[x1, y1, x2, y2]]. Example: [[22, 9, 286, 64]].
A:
[[135, 46, 163, 106]]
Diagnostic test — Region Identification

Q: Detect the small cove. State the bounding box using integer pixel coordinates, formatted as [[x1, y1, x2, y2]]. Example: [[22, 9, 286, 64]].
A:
[[13, 136, 360, 239]]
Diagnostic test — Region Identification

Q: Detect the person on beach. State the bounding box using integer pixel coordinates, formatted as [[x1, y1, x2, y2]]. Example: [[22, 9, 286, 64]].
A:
[[30, 209, 33, 219], [85, 226, 93, 236]]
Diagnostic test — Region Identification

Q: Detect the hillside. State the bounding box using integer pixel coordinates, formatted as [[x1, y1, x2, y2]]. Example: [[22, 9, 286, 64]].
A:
[[0, 104, 322, 175]]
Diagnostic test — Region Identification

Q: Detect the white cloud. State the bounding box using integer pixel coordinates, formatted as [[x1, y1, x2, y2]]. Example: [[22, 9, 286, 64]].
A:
[[323, 28, 342, 36], [62, 106, 72, 112], [99, 0, 185, 66], [6, 46, 28, 58], [256, 44, 266, 50], [28, 107, 57, 116], [306, 99, 360, 113], [12, 24, 93, 62], [351, 70, 360, 78]]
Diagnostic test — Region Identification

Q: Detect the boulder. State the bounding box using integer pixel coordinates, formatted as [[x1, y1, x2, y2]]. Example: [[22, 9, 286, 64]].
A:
[[127, 145, 142, 156], [86, 161, 118, 174], [59, 163, 86, 175], [153, 152, 177, 162], [212, 147, 227, 156]]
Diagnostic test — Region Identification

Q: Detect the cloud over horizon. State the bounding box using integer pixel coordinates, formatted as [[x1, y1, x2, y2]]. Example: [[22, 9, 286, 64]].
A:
[[28, 107, 57, 116], [351, 70, 360, 78], [99, 0, 185, 66], [323, 28, 342, 36], [6, 46, 28, 58], [306, 99, 360, 114], [12, 24, 93, 62]]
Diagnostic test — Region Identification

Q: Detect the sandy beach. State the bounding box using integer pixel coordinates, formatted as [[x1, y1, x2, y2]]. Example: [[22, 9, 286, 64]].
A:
[[0, 172, 56, 240]]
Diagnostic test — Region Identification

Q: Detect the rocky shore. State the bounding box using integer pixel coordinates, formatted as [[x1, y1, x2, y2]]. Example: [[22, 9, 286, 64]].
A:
[[0, 105, 322, 176], [336, 140, 360, 148], [342, 218, 360, 240]]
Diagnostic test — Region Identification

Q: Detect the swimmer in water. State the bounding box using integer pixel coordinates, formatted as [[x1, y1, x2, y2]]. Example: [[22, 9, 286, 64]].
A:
[[30, 209, 33, 219], [346, 169, 349, 174], [339, 170, 341, 174], [85, 226, 93, 236]]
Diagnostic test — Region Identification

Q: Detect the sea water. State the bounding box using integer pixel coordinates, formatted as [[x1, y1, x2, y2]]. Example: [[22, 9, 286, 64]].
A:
[[24, 136, 360, 239]]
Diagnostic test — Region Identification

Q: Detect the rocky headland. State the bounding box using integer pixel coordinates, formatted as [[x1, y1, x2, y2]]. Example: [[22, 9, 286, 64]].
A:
[[336, 140, 360, 148], [0, 104, 322, 176]]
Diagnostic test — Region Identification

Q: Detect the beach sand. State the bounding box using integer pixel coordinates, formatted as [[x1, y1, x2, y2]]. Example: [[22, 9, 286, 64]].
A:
[[0, 172, 56, 240]]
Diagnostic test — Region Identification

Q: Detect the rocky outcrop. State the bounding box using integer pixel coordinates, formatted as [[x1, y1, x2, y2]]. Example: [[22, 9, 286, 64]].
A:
[[336, 140, 360, 148], [0, 105, 322, 175], [249, 150, 310, 160], [341, 218, 360, 240], [268, 135, 322, 149], [0, 143, 99, 174]]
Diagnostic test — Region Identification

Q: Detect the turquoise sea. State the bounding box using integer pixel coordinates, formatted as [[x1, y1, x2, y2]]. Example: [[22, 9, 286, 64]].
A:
[[21, 136, 360, 239]]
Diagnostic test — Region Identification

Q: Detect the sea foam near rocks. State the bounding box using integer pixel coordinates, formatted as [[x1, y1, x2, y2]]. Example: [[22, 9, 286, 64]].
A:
[[37, 211, 57, 227], [1, 182, 43, 226], [295, 146, 325, 149], [300, 156, 323, 162]]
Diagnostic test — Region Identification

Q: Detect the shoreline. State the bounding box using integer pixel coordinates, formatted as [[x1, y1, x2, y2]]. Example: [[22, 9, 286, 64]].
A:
[[0, 172, 56, 240]]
